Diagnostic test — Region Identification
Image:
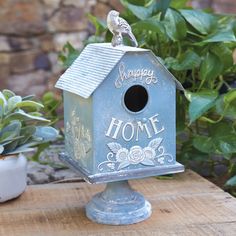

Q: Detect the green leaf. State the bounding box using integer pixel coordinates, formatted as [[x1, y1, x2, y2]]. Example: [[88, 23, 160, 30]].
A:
[[193, 136, 215, 154], [18, 126, 36, 145], [215, 96, 236, 120], [42, 92, 54, 102], [7, 96, 22, 113], [163, 9, 187, 41], [125, 0, 147, 5], [0, 92, 7, 106], [185, 90, 218, 124], [0, 120, 21, 143], [225, 175, 236, 187], [201, 29, 236, 43], [0, 98, 4, 119], [28, 112, 44, 117], [168, 50, 201, 71], [132, 18, 167, 42], [34, 126, 59, 141], [6, 146, 35, 155], [224, 89, 236, 104], [87, 14, 106, 36], [210, 43, 233, 70], [209, 122, 236, 155], [164, 57, 178, 69], [155, 0, 172, 20], [217, 135, 236, 154], [200, 52, 223, 82], [121, 0, 171, 20], [58, 42, 80, 68], [16, 101, 44, 111], [22, 95, 35, 101], [180, 9, 217, 35], [5, 110, 50, 123], [121, 0, 154, 20], [2, 89, 15, 100], [170, 0, 188, 9], [3, 140, 19, 153]]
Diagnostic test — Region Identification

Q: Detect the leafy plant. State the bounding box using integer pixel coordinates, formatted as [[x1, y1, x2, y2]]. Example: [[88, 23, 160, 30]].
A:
[[58, 42, 80, 68], [59, 0, 236, 194], [30, 91, 63, 163], [41, 91, 63, 126], [0, 89, 59, 158]]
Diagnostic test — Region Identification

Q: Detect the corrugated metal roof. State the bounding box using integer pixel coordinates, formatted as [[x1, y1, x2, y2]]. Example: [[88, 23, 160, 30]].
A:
[[55, 43, 149, 98]]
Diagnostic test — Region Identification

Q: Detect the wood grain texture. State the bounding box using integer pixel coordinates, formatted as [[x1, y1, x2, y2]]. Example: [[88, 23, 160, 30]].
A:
[[0, 170, 236, 236]]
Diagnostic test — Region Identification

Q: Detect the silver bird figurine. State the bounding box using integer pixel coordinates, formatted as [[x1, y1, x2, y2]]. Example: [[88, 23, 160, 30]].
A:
[[107, 10, 138, 47]]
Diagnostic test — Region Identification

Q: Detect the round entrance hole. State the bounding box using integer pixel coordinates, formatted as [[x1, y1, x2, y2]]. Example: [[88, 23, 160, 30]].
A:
[[124, 85, 148, 112]]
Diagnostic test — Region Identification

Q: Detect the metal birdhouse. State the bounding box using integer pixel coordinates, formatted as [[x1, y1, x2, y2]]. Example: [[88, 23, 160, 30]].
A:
[[55, 11, 184, 225]]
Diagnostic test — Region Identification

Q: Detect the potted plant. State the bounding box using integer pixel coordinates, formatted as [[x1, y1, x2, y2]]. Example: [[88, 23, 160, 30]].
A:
[[0, 89, 58, 202]]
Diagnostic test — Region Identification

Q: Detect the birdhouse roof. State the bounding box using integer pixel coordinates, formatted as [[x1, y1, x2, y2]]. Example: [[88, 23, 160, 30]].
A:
[[55, 43, 183, 98]]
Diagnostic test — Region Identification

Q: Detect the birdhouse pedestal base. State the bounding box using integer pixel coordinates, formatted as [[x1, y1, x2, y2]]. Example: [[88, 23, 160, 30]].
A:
[[85, 180, 151, 225]]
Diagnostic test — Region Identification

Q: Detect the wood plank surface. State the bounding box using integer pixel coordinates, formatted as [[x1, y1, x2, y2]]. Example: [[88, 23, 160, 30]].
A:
[[0, 170, 236, 236]]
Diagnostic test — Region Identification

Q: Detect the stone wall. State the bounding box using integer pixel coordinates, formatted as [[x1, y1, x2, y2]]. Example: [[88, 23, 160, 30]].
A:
[[0, 0, 235, 98], [0, 0, 122, 97]]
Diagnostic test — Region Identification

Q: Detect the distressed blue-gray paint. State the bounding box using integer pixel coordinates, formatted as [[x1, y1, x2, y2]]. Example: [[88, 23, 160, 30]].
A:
[[56, 44, 184, 182], [59, 152, 184, 183], [63, 91, 93, 173], [93, 52, 176, 173], [55, 44, 148, 98], [86, 180, 151, 225], [55, 43, 183, 99], [56, 43, 185, 225]]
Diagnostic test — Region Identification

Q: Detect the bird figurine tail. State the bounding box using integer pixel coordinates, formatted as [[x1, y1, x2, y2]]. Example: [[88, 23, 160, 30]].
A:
[[127, 32, 138, 47]]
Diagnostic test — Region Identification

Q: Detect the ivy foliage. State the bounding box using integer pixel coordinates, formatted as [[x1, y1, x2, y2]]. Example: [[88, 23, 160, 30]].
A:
[[59, 0, 236, 194]]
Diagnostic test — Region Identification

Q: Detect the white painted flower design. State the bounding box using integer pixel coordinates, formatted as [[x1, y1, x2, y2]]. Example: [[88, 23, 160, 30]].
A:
[[128, 146, 144, 164], [116, 148, 129, 162], [99, 138, 173, 171], [65, 111, 91, 161], [143, 147, 155, 160], [157, 157, 165, 165], [107, 163, 115, 170]]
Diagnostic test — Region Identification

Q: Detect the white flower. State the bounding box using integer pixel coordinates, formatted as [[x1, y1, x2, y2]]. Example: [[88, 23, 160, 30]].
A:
[[116, 148, 129, 162], [107, 163, 115, 170], [157, 157, 165, 165], [128, 146, 144, 164], [143, 147, 155, 160]]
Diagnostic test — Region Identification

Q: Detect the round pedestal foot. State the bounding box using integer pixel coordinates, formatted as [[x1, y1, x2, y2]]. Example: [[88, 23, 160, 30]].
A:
[[85, 180, 152, 225]]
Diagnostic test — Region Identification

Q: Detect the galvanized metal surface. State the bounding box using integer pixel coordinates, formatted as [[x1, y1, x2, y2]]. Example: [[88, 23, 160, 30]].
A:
[[55, 43, 183, 99], [56, 44, 149, 98], [59, 152, 184, 184], [57, 44, 184, 183], [86, 180, 151, 225]]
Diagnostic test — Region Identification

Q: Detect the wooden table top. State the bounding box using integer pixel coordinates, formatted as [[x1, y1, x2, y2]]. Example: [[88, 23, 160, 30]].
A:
[[1, 170, 236, 236]]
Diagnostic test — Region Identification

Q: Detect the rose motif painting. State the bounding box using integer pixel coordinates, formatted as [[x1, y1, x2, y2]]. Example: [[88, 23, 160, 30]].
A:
[[98, 138, 173, 171]]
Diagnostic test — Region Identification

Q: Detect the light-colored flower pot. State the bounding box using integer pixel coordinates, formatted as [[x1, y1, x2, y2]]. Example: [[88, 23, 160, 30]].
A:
[[0, 154, 27, 203]]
